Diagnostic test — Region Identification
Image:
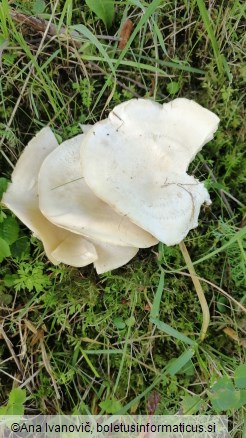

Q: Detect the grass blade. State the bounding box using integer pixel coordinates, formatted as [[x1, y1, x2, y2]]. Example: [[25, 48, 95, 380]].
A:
[[150, 270, 164, 319], [167, 348, 195, 376], [150, 317, 196, 346], [196, 0, 225, 76], [71, 24, 115, 72], [179, 241, 210, 341]]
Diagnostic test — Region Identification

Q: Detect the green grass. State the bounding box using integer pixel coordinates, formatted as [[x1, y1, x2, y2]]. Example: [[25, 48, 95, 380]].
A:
[[0, 0, 245, 435]]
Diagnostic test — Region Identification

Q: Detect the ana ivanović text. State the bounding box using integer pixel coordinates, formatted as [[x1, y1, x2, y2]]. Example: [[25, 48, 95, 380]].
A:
[[11, 421, 217, 434]]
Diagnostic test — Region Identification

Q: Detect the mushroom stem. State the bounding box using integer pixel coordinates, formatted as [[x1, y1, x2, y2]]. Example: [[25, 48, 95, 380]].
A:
[[179, 240, 210, 341]]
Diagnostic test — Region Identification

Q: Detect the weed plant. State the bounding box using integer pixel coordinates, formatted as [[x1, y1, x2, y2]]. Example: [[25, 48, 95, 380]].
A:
[[0, 0, 245, 435]]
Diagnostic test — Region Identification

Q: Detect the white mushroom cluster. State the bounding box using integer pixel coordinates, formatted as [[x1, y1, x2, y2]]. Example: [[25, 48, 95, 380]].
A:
[[2, 98, 219, 274]]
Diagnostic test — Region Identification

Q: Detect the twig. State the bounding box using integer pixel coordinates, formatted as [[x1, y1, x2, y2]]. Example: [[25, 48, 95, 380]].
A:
[[221, 189, 244, 207], [10, 10, 123, 49], [9, 9, 81, 47], [179, 241, 210, 341], [0, 368, 22, 383], [0, 322, 22, 373], [0, 322, 32, 392]]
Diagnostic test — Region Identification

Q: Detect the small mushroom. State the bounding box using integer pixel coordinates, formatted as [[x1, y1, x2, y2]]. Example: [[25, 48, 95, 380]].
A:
[[81, 98, 219, 245], [38, 134, 157, 248]]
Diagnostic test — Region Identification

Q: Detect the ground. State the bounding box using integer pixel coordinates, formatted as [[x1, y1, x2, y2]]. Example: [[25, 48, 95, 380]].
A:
[[0, 0, 245, 435]]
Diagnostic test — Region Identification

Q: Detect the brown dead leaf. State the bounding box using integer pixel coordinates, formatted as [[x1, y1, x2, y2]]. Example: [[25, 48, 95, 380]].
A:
[[223, 327, 246, 347], [31, 329, 44, 347], [144, 304, 151, 311], [118, 19, 134, 50]]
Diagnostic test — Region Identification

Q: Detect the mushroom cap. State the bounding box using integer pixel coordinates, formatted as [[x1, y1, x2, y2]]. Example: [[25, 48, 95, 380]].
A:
[[5, 127, 59, 192], [38, 134, 157, 248], [51, 234, 98, 267], [1, 127, 98, 267], [79, 124, 93, 134], [81, 98, 219, 245], [2, 127, 140, 273], [109, 98, 220, 172], [91, 240, 138, 274]]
